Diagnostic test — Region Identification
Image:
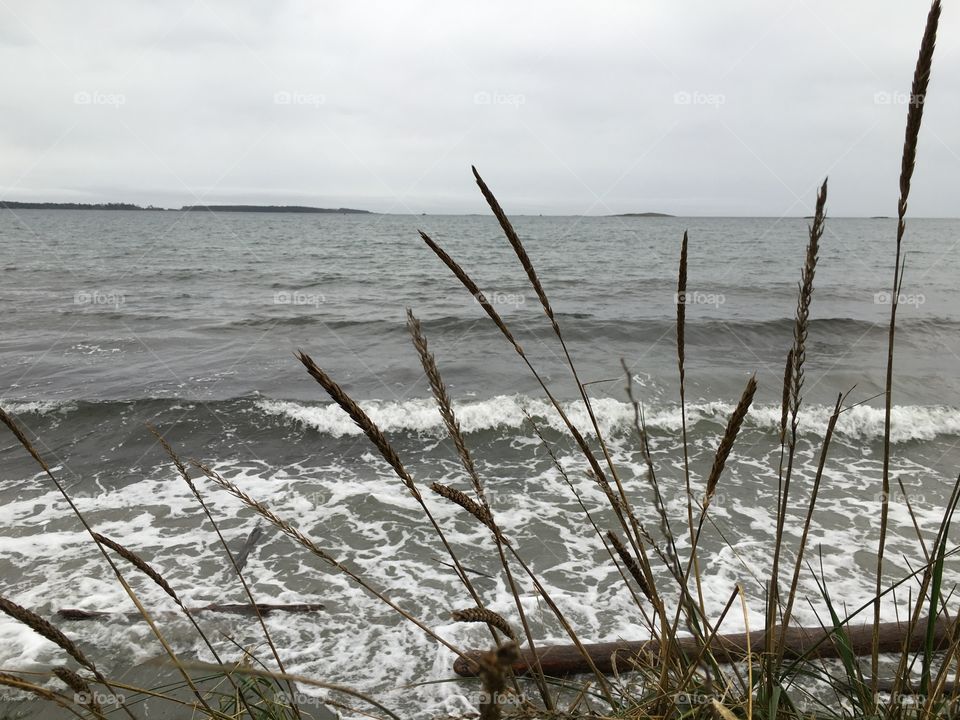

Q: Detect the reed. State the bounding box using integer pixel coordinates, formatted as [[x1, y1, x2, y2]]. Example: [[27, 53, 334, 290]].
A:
[[452, 608, 518, 642], [763, 176, 827, 710], [704, 375, 757, 511], [876, 0, 942, 698], [148, 425, 301, 720], [606, 530, 652, 602], [472, 166, 644, 571], [406, 307, 555, 707], [0, 596, 96, 673], [51, 667, 102, 718], [0, 672, 82, 719], [190, 459, 475, 668], [0, 407, 210, 720], [430, 482, 500, 538], [92, 533, 180, 606]]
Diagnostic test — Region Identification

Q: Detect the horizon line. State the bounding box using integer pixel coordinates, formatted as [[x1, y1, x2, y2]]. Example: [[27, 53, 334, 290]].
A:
[[0, 201, 953, 220]]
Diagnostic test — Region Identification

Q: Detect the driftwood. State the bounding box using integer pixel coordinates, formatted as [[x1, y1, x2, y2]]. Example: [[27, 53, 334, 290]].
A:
[[57, 603, 324, 621], [453, 617, 954, 677], [234, 521, 264, 573]]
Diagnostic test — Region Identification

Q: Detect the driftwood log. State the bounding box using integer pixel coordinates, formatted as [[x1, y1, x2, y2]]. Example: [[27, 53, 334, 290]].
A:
[[234, 521, 264, 573], [57, 603, 324, 621], [453, 617, 953, 677]]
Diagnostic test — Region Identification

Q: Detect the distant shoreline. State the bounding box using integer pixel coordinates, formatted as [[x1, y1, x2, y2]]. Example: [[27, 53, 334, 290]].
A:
[[182, 205, 373, 214], [0, 201, 373, 214], [610, 212, 675, 217], [0, 202, 949, 219]]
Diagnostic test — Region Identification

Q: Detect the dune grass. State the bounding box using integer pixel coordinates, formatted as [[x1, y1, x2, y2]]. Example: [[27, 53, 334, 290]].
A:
[[0, 1, 953, 718]]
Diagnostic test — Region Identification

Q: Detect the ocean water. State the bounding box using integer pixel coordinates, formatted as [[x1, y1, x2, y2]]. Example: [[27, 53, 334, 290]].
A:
[[1, 209, 960, 716]]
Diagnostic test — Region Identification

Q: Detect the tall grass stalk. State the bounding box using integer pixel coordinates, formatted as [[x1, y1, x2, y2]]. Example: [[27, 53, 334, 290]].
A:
[[876, 0, 942, 698]]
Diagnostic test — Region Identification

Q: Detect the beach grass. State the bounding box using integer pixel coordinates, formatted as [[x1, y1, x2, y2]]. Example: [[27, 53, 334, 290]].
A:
[[0, 1, 953, 718]]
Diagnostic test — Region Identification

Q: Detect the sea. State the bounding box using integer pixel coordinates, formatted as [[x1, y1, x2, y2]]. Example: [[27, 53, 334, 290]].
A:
[[1, 209, 959, 717]]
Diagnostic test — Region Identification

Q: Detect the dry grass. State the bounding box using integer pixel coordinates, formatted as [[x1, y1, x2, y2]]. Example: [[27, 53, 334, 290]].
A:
[[0, 595, 97, 673], [704, 375, 757, 510], [0, 3, 951, 719], [877, 0, 943, 697]]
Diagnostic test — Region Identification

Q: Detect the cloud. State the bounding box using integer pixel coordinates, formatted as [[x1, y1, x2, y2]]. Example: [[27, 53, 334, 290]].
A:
[[0, 0, 956, 215]]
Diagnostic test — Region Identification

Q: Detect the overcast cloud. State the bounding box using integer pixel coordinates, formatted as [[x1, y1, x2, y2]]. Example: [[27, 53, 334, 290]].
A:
[[0, 1, 957, 216]]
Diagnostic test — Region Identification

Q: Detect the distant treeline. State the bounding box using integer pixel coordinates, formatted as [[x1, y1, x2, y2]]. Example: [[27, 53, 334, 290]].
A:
[[0, 202, 373, 214], [0, 201, 154, 210], [181, 205, 372, 214]]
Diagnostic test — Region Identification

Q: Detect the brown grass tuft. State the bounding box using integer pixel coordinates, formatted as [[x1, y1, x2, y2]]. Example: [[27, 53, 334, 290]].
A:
[[52, 667, 101, 714], [472, 166, 556, 328], [676, 230, 688, 383], [296, 350, 417, 492], [779, 347, 794, 445], [704, 375, 758, 509], [475, 642, 520, 720], [876, 0, 941, 695], [0, 672, 62, 705], [0, 407, 53, 473], [789, 179, 827, 434], [899, 0, 940, 221], [606, 530, 652, 601], [430, 482, 501, 540], [93, 533, 182, 608], [407, 310, 482, 494], [452, 607, 517, 642], [418, 230, 523, 353]]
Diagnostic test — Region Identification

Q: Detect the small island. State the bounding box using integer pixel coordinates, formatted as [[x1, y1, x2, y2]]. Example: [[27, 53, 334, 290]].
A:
[[610, 212, 674, 217]]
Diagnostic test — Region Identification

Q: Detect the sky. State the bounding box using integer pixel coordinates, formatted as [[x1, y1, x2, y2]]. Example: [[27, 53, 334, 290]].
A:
[[0, 1, 957, 216]]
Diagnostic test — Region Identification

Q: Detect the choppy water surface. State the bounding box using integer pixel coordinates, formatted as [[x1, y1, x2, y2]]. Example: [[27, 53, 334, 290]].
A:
[[2, 210, 960, 716]]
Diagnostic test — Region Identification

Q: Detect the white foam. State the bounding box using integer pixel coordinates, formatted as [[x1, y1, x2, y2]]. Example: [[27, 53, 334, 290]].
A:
[[2, 410, 958, 717], [0, 399, 75, 416], [258, 396, 960, 443]]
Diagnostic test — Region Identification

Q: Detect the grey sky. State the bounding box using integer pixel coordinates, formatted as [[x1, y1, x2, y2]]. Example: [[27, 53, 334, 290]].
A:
[[0, 1, 956, 216]]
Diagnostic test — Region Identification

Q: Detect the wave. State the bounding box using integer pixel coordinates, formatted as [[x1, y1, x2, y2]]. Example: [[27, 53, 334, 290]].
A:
[[257, 396, 960, 444], [227, 314, 322, 328], [210, 313, 960, 339], [7, 394, 959, 444], [0, 399, 77, 416]]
